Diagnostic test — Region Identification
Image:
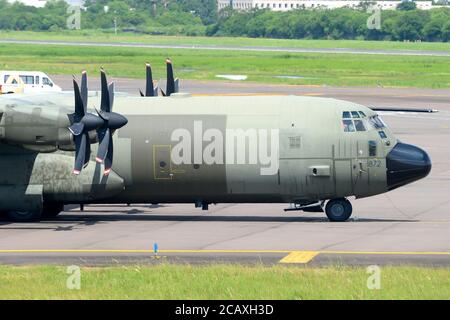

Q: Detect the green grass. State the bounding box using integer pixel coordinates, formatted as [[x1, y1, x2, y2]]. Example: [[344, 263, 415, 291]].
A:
[[2, 30, 450, 52], [0, 264, 449, 299], [1, 43, 450, 88]]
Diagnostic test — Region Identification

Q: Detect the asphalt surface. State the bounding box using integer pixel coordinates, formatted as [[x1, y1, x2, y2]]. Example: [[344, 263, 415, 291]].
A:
[[1, 78, 450, 266], [2, 39, 450, 57]]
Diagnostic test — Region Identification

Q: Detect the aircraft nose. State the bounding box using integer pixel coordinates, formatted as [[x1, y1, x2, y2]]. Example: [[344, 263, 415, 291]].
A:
[[386, 142, 431, 191]]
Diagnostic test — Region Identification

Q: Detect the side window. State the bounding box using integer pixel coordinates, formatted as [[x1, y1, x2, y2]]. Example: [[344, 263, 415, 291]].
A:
[[36, 76, 40, 85], [4, 75, 10, 83], [369, 140, 377, 157], [43, 77, 53, 86], [20, 75, 34, 84]]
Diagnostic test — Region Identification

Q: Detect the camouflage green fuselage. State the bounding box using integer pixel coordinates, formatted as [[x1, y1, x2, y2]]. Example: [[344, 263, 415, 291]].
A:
[[0, 93, 395, 210]]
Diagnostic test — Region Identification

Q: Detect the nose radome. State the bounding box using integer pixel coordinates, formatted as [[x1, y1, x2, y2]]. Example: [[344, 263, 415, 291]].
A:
[[386, 142, 432, 191]]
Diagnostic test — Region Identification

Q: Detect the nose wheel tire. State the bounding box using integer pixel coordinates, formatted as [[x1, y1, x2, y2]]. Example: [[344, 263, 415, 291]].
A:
[[325, 198, 352, 222]]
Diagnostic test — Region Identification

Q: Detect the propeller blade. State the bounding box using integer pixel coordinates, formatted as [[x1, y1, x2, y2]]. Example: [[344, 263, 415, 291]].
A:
[[146, 63, 155, 97], [96, 128, 110, 163], [84, 133, 91, 168], [81, 71, 88, 112], [95, 107, 110, 121], [73, 79, 85, 120], [109, 82, 115, 111], [69, 122, 84, 136], [73, 133, 87, 175], [166, 59, 175, 96], [104, 131, 114, 176], [174, 78, 180, 94], [100, 68, 110, 113]]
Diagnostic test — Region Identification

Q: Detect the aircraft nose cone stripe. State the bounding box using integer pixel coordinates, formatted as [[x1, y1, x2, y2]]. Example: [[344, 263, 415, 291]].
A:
[[386, 142, 432, 191]]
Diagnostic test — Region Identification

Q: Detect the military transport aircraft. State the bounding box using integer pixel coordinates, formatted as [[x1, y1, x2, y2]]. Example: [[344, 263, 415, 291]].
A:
[[0, 60, 432, 222]]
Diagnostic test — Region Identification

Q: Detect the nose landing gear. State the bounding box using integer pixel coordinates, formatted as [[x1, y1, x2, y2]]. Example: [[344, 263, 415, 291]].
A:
[[325, 198, 353, 222]]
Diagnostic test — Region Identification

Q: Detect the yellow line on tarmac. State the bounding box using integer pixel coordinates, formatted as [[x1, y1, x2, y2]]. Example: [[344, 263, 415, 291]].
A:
[[320, 250, 450, 256], [0, 249, 449, 256], [0, 249, 291, 254], [302, 93, 324, 96], [192, 93, 287, 97], [279, 251, 319, 264]]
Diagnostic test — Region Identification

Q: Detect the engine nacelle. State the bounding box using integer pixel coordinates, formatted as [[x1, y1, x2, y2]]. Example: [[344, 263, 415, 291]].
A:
[[0, 104, 97, 152]]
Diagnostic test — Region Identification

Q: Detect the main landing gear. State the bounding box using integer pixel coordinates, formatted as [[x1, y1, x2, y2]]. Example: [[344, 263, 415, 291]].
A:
[[325, 198, 353, 222]]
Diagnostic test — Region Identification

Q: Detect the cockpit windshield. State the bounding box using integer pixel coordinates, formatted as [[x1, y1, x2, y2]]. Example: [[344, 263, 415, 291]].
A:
[[342, 110, 368, 132], [368, 115, 387, 129]]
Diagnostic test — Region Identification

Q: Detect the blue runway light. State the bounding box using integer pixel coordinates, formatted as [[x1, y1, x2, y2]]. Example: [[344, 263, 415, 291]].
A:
[[153, 243, 158, 255]]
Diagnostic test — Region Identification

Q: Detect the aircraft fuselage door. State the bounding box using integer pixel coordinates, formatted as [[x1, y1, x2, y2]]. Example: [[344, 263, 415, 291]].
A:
[[153, 145, 172, 180], [352, 139, 369, 197]]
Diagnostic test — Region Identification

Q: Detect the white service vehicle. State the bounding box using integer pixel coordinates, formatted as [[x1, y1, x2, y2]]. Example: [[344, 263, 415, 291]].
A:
[[0, 71, 62, 94]]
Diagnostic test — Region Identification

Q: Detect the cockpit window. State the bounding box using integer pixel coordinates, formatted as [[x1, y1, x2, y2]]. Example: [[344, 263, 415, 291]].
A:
[[342, 111, 367, 132], [354, 120, 366, 132], [343, 119, 355, 132], [369, 140, 377, 157], [378, 131, 387, 139], [351, 111, 360, 118], [369, 115, 387, 129]]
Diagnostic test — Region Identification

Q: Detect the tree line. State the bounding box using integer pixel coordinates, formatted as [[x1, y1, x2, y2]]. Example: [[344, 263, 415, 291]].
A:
[[0, 0, 449, 42]]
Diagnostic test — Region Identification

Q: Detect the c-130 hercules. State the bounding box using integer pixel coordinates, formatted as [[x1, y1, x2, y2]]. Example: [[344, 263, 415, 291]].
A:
[[0, 59, 432, 222]]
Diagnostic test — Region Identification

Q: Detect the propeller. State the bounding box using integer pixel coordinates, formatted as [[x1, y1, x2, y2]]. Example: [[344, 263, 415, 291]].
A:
[[140, 63, 158, 97], [69, 71, 103, 175], [95, 68, 128, 176], [161, 58, 179, 97]]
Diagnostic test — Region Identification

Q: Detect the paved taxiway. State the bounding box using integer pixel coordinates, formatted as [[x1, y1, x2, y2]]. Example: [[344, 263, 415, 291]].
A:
[[0, 79, 449, 266], [2, 39, 450, 57]]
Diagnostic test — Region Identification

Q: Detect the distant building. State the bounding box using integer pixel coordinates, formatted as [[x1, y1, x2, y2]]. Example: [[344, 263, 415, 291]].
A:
[[218, 0, 437, 11], [6, 0, 84, 8]]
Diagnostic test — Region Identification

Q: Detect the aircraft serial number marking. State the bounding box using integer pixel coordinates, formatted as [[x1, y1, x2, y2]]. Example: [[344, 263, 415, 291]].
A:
[[368, 159, 381, 167]]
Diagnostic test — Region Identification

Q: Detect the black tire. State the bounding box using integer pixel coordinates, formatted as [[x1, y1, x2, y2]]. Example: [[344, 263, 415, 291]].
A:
[[42, 203, 64, 218], [325, 198, 352, 222], [7, 210, 42, 222]]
